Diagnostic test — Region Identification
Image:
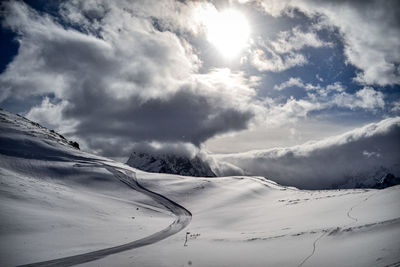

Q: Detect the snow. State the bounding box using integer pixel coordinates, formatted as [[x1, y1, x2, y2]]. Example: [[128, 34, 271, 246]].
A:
[[0, 108, 399, 267]]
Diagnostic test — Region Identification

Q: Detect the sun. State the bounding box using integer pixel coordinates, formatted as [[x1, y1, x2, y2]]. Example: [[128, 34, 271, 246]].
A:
[[204, 9, 250, 58]]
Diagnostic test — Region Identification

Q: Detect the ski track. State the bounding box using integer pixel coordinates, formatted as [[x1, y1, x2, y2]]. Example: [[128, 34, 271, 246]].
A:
[[297, 232, 327, 267], [297, 190, 376, 267], [18, 162, 192, 267], [346, 192, 376, 225]]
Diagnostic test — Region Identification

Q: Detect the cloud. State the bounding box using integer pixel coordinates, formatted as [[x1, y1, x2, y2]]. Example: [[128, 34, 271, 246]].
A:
[[214, 117, 400, 189], [270, 26, 332, 54], [1, 0, 397, 161], [264, 97, 323, 125], [273, 77, 384, 112], [273, 77, 322, 91], [391, 101, 400, 113], [274, 77, 304, 91], [207, 158, 245, 176], [250, 47, 307, 72], [274, 78, 344, 94], [252, 0, 400, 86], [332, 87, 385, 111], [26, 97, 75, 133], [258, 86, 384, 128], [0, 1, 264, 156], [249, 25, 331, 72]]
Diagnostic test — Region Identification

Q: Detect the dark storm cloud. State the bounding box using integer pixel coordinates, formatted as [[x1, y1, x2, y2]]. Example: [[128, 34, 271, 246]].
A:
[[65, 88, 254, 147], [0, 0, 262, 156]]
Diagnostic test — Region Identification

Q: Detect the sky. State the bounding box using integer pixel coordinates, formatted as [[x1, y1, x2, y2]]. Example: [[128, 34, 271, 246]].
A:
[[0, 0, 399, 158]]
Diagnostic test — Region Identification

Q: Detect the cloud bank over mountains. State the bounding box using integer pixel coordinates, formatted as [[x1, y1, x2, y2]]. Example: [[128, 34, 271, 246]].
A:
[[214, 117, 400, 189]]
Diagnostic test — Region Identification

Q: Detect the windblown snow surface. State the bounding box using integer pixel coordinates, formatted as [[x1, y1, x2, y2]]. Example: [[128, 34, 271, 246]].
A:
[[0, 109, 399, 267]]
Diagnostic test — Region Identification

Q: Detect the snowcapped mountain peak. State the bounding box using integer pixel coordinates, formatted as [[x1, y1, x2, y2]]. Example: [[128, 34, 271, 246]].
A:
[[127, 151, 216, 177]]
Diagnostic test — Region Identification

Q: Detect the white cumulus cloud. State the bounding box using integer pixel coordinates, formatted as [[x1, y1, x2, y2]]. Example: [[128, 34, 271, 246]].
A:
[[252, 0, 400, 86]]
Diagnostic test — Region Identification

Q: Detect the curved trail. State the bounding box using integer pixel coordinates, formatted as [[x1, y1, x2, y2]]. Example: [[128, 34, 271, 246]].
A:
[[19, 164, 192, 267], [298, 190, 376, 267], [297, 232, 327, 267], [346, 192, 375, 225]]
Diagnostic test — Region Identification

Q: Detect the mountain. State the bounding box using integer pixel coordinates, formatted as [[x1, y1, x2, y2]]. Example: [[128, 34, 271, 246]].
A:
[[126, 151, 216, 177], [372, 173, 400, 189], [1, 108, 400, 267], [0, 108, 80, 157]]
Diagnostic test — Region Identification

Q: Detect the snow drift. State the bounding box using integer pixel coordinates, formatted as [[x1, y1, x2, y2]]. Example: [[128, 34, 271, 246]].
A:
[[214, 117, 400, 189]]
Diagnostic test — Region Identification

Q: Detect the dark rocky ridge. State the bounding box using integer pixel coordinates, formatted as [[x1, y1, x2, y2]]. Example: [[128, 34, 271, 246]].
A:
[[126, 151, 216, 177], [372, 173, 400, 189]]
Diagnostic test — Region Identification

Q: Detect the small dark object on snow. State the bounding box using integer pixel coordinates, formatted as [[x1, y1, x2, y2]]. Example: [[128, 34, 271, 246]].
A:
[[184, 232, 190, 247], [69, 141, 80, 150]]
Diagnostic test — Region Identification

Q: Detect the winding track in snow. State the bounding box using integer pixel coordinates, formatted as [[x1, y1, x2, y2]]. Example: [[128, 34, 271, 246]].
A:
[[298, 190, 376, 267], [19, 163, 192, 267], [346, 191, 375, 224], [297, 231, 327, 267]]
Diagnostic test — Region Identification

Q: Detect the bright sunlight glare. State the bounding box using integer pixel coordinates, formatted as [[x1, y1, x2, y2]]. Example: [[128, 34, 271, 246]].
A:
[[205, 9, 250, 58]]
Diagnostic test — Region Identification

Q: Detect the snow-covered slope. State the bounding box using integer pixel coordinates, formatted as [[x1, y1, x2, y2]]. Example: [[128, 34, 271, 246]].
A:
[[1, 109, 399, 267], [127, 151, 216, 177]]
